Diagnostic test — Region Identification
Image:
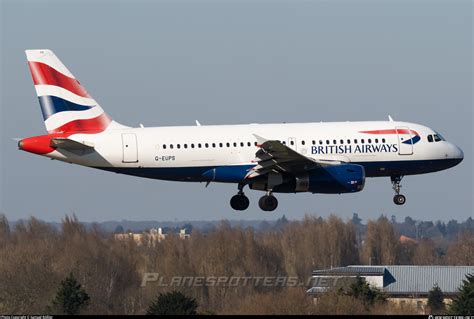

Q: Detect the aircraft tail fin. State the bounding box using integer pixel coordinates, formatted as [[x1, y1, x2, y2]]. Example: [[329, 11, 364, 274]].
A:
[[25, 49, 127, 134]]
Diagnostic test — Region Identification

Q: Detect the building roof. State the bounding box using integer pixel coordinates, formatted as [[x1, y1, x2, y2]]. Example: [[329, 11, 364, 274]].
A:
[[399, 235, 417, 244], [312, 266, 385, 276], [310, 265, 474, 296], [382, 265, 474, 295]]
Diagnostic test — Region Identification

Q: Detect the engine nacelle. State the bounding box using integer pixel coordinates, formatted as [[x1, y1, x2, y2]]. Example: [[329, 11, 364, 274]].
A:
[[269, 164, 366, 194]]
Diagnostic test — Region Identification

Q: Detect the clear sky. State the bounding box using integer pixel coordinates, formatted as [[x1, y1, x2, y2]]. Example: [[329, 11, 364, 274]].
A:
[[1, 0, 472, 222]]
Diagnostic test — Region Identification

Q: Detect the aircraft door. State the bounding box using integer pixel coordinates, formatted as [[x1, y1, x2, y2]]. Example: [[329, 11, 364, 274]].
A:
[[122, 133, 138, 163], [288, 137, 297, 151], [396, 126, 413, 155]]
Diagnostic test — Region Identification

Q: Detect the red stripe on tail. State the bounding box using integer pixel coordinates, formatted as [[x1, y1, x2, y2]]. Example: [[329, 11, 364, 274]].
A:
[[28, 61, 90, 98], [49, 113, 112, 134]]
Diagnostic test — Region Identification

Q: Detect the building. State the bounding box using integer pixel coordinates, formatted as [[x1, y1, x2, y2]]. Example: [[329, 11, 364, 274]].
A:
[[179, 228, 190, 240], [307, 265, 474, 312], [114, 227, 190, 246], [114, 227, 167, 246]]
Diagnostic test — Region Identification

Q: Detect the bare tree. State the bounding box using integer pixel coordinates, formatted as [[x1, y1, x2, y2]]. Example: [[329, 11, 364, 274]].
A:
[[361, 216, 399, 265]]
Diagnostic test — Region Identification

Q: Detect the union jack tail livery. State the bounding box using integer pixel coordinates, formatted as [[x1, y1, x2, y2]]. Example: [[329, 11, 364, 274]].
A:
[[26, 49, 123, 134]]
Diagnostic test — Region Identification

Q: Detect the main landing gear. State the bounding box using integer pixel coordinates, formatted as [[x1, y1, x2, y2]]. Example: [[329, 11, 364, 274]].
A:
[[391, 176, 406, 205], [230, 184, 278, 212], [258, 192, 278, 212], [230, 183, 250, 211]]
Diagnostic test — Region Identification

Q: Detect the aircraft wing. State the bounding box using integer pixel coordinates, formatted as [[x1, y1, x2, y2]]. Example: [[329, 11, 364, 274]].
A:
[[246, 134, 344, 179], [50, 137, 95, 151]]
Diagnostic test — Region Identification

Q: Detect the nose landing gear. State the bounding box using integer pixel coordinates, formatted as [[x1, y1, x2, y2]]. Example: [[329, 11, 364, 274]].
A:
[[391, 176, 406, 205]]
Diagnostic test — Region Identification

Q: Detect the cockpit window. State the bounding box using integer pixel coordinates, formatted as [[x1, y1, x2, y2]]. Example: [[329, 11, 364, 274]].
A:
[[428, 131, 445, 143], [434, 131, 445, 141]]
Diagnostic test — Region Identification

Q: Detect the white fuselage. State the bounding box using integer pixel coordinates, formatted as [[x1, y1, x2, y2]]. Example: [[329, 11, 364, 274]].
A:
[[44, 120, 463, 185]]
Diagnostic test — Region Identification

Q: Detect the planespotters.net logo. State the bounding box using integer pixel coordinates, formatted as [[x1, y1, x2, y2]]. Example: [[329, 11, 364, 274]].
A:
[[140, 273, 317, 288]]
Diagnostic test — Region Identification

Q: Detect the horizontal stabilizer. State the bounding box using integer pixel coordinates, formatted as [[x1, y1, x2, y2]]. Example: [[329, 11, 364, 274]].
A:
[[50, 137, 94, 150]]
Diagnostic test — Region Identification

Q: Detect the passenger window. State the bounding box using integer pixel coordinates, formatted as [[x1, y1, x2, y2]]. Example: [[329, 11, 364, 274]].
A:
[[219, 143, 223, 147], [361, 139, 365, 144], [319, 140, 323, 145], [428, 135, 433, 142], [340, 139, 344, 144], [375, 139, 378, 143], [184, 144, 188, 149], [212, 143, 216, 148], [282, 141, 286, 145], [233, 142, 237, 147], [163, 144, 167, 149], [290, 140, 294, 145], [205, 143, 209, 148], [333, 139, 337, 144], [247, 142, 251, 147], [254, 142, 258, 146], [191, 144, 195, 148], [170, 144, 174, 149], [301, 140, 305, 145], [312, 140, 316, 145], [226, 142, 230, 147], [326, 140, 330, 145], [382, 138, 386, 143], [347, 139, 351, 144], [368, 139, 372, 143], [354, 139, 358, 144], [198, 143, 202, 148]]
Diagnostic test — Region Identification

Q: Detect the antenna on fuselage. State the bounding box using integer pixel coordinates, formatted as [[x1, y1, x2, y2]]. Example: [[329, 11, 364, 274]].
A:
[[388, 115, 394, 122]]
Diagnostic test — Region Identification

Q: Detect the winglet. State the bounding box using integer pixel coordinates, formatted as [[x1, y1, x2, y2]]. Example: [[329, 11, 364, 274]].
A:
[[388, 115, 394, 122]]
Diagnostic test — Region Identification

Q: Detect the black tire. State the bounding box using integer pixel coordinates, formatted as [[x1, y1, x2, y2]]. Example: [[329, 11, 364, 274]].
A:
[[258, 195, 278, 211], [393, 194, 406, 205], [230, 194, 250, 211]]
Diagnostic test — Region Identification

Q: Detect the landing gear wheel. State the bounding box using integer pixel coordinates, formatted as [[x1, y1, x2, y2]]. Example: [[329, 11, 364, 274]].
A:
[[230, 194, 250, 211], [391, 175, 406, 206], [393, 194, 406, 205], [258, 195, 278, 211]]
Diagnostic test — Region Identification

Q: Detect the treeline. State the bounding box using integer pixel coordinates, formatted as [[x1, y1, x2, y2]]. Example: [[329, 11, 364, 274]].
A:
[[0, 214, 472, 314], [350, 213, 474, 242]]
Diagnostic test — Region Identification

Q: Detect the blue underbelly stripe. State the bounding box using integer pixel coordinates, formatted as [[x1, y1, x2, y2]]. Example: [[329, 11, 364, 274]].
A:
[[92, 158, 462, 184]]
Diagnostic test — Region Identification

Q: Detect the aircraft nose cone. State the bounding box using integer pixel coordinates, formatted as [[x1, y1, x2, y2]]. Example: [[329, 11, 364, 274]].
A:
[[454, 145, 463, 161], [449, 144, 463, 166], [18, 139, 24, 150]]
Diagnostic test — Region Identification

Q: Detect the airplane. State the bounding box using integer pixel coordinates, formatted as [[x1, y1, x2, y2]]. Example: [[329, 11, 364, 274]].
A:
[[18, 49, 464, 211]]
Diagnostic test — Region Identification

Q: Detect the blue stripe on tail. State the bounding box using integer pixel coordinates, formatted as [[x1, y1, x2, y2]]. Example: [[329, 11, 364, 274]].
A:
[[38, 95, 94, 120]]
